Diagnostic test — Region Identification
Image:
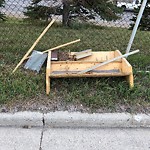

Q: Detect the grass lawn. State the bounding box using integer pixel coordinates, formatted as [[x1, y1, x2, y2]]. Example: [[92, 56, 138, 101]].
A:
[[0, 21, 150, 113]]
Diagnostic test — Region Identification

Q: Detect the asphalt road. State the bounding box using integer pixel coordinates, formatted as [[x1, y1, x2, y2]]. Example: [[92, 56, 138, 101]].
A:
[[0, 127, 150, 150]]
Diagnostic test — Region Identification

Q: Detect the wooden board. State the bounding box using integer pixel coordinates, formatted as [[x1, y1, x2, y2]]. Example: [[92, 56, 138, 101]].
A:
[[70, 51, 121, 62], [73, 49, 92, 60], [50, 61, 122, 73]]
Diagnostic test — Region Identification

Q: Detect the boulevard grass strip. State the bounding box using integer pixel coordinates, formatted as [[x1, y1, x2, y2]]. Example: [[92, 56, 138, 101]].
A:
[[0, 21, 149, 112]]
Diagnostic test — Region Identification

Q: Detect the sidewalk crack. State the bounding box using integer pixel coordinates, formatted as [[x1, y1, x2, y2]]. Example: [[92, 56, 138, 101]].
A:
[[39, 113, 45, 150]]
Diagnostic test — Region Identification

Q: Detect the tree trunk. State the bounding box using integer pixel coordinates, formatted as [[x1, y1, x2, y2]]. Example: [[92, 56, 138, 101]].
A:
[[62, 0, 70, 26]]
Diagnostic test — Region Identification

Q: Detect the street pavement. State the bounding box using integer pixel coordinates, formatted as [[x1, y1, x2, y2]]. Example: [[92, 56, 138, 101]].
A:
[[0, 127, 150, 150]]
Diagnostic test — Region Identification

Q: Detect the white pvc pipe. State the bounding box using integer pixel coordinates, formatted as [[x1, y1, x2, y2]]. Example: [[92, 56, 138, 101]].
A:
[[126, 0, 147, 55], [78, 50, 139, 74]]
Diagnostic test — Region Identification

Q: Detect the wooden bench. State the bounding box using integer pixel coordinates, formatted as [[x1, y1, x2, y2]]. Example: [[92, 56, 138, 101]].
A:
[[46, 50, 133, 95]]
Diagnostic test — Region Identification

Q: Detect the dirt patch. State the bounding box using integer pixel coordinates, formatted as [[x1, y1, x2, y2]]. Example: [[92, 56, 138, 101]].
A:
[[0, 94, 90, 113], [0, 94, 150, 114]]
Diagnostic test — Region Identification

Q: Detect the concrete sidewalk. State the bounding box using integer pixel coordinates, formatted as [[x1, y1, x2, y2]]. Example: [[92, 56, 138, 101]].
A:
[[0, 127, 150, 150], [42, 127, 150, 150], [0, 111, 150, 150], [0, 127, 42, 150]]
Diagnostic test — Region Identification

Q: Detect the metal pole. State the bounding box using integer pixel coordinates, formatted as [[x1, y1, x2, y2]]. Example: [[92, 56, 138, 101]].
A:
[[126, 0, 147, 55], [78, 50, 139, 74]]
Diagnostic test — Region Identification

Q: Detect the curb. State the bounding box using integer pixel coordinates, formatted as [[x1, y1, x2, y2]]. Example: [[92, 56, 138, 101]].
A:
[[0, 112, 43, 127], [0, 111, 150, 128], [44, 112, 150, 128]]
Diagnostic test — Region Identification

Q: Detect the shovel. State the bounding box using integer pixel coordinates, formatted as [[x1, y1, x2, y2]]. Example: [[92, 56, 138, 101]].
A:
[[24, 39, 80, 73]]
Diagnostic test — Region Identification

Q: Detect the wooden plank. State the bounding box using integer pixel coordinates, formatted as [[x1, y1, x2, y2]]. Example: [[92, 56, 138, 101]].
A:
[[121, 58, 132, 74], [51, 61, 121, 64], [121, 58, 134, 88], [46, 51, 51, 95], [73, 49, 92, 60], [51, 69, 120, 74], [50, 72, 130, 78], [115, 50, 123, 62], [116, 51, 134, 88], [51, 62, 122, 73], [71, 51, 119, 62], [115, 50, 122, 57], [12, 19, 55, 73]]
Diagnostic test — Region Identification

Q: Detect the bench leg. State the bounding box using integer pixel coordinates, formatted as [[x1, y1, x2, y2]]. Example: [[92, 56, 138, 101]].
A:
[[46, 51, 51, 95], [126, 74, 134, 89], [46, 70, 50, 95]]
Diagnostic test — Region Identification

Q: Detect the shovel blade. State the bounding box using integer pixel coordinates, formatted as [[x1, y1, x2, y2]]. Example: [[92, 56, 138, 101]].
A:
[[24, 50, 47, 73]]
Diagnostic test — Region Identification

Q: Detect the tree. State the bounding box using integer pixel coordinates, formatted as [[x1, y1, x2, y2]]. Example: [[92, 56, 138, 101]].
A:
[[130, 0, 150, 31], [24, 0, 62, 23], [24, 0, 121, 26], [0, 0, 6, 21], [63, 0, 122, 26]]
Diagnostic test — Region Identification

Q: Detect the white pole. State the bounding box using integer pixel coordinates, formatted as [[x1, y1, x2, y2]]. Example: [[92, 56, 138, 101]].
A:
[[126, 0, 147, 55], [78, 50, 139, 74]]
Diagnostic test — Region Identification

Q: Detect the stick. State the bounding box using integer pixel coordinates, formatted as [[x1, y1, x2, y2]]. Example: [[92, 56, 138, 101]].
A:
[[42, 39, 80, 53], [12, 19, 55, 73], [78, 50, 140, 74], [25, 39, 80, 60]]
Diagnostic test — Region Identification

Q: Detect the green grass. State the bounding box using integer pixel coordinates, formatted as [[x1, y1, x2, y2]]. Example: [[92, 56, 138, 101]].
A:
[[0, 21, 150, 113]]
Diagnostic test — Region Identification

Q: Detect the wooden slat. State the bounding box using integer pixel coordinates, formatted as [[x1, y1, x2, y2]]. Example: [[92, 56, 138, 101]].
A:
[[70, 51, 117, 62], [115, 50, 122, 62], [51, 69, 120, 74], [51, 61, 121, 64], [121, 58, 132, 74], [115, 50, 122, 57], [51, 61, 122, 73], [50, 72, 130, 78], [73, 49, 92, 60]]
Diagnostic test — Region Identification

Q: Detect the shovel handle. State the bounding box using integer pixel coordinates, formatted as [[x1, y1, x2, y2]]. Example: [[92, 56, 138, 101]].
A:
[[12, 19, 55, 73]]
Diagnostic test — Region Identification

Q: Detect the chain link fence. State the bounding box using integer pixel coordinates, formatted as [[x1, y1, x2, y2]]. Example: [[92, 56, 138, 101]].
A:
[[0, 0, 150, 112], [0, 0, 150, 71]]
